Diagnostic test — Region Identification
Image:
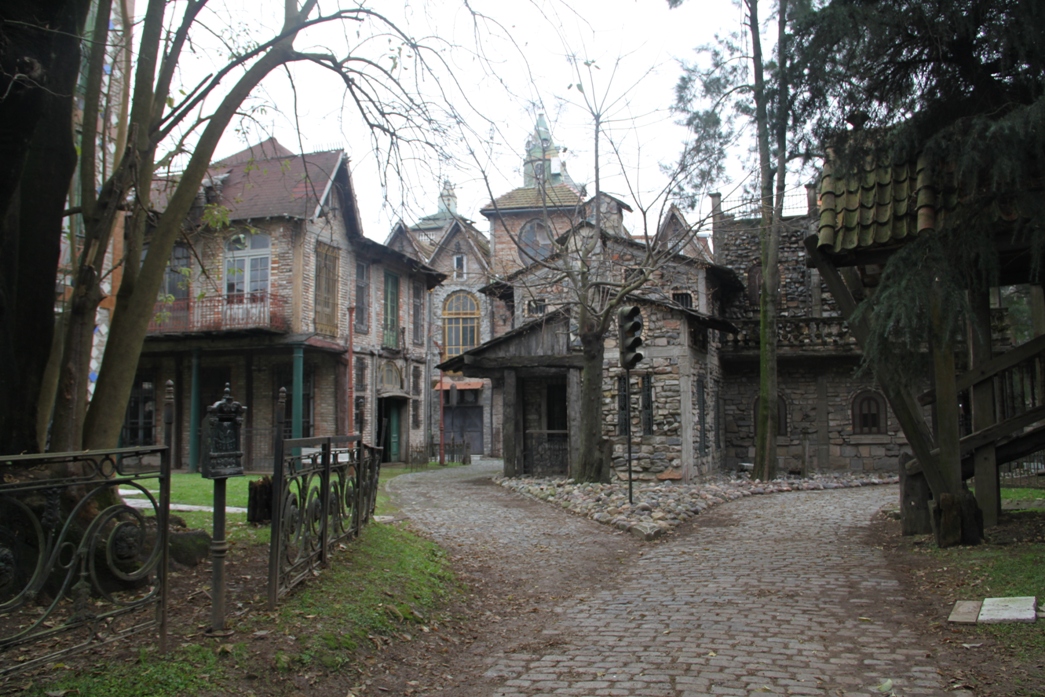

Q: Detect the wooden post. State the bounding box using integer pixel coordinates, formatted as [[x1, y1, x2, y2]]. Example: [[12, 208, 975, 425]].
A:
[[969, 289, 999, 527], [503, 370, 517, 477]]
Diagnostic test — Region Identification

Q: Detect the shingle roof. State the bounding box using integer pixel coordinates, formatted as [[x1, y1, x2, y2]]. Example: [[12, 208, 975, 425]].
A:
[[208, 144, 344, 222], [816, 157, 959, 254], [480, 183, 583, 215]]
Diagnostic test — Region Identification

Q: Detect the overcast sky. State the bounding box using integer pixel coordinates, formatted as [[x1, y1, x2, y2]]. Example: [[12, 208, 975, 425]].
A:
[[190, 0, 753, 239]]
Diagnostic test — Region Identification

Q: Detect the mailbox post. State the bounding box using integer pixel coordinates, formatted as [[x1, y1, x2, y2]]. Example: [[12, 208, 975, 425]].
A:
[[199, 384, 246, 633]]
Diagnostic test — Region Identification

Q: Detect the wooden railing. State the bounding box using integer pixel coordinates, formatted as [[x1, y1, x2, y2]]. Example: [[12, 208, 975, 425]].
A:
[[148, 292, 288, 333]]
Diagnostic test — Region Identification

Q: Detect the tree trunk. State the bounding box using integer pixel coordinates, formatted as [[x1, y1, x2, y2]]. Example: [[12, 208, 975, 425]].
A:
[[748, 0, 780, 482], [0, 0, 89, 455], [573, 330, 607, 482]]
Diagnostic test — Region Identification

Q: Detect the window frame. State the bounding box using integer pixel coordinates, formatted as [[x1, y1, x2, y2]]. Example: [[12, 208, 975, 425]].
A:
[[354, 261, 370, 333], [852, 390, 888, 435], [443, 291, 480, 360], [383, 271, 400, 349], [453, 254, 467, 281], [224, 232, 270, 300], [412, 281, 424, 345], [315, 242, 339, 336]]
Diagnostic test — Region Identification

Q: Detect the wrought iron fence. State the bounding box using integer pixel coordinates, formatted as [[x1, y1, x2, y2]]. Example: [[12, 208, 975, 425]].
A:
[[522, 431, 569, 477], [999, 449, 1045, 490], [0, 445, 171, 676], [147, 291, 289, 334], [266, 433, 382, 609], [409, 437, 471, 467]]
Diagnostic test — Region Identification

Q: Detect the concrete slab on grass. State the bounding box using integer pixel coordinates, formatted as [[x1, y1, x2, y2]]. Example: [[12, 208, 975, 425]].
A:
[[948, 600, 982, 624], [978, 596, 1037, 624]]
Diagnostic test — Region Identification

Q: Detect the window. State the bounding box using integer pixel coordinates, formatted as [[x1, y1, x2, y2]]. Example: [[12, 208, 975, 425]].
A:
[[123, 376, 155, 446], [354, 357, 367, 392], [753, 395, 788, 437], [689, 319, 709, 352], [411, 398, 421, 429], [165, 244, 191, 301], [518, 219, 552, 262], [697, 378, 707, 454], [355, 262, 369, 333], [315, 243, 338, 336], [672, 291, 693, 309], [453, 254, 467, 280], [617, 374, 629, 436], [526, 298, 546, 317], [853, 390, 887, 434], [409, 280, 422, 346], [383, 271, 400, 348], [411, 366, 422, 396], [354, 396, 366, 433], [380, 361, 402, 391], [443, 291, 479, 359], [225, 232, 270, 299], [641, 374, 653, 435]]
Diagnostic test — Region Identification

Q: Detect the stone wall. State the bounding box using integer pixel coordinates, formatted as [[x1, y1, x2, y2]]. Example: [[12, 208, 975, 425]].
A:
[[720, 359, 909, 473]]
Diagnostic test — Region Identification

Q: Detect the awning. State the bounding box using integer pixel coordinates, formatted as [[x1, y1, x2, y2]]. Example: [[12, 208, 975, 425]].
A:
[[434, 377, 484, 391]]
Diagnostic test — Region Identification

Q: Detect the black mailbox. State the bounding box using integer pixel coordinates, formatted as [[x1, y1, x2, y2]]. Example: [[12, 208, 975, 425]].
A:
[[199, 384, 246, 479]]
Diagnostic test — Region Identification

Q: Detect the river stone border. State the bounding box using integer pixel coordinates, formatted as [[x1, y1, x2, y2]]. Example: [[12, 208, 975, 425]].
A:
[[497, 472, 899, 540]]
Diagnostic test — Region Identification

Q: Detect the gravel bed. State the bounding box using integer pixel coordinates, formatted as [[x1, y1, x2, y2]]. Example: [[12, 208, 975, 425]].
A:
[[496, 471, 899, 540]]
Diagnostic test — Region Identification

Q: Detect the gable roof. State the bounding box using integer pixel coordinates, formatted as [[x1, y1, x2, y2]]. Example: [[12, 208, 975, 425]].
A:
[[206, 140, 345, 222], [428, 219, 491, 273]]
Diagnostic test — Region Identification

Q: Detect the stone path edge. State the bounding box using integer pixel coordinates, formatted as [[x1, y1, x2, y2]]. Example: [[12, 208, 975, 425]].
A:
[[497, 472, 900, 540]]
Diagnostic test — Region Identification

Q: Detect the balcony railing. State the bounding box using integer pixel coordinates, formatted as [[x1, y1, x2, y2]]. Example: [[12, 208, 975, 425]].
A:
[[148, 291, 288, 334], [723, 317, 858, 354]]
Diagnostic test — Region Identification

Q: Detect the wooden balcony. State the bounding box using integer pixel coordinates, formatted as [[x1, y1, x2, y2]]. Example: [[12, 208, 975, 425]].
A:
[[722, 317, 859, 358], [147, 292, 289, 334]]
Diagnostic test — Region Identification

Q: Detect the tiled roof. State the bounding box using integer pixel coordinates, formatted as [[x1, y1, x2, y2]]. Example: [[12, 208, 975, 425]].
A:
[[817, 157, 958, 254], [480, 183, 583, 215], [208, 144, 344, 222]]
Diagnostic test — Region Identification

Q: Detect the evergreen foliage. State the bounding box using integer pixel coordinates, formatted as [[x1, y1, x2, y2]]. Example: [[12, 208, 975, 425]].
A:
[[792, 0, 1045, 370]]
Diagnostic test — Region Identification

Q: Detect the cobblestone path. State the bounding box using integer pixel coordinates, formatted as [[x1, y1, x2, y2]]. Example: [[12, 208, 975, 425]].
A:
[[388, 461, 951, 697]]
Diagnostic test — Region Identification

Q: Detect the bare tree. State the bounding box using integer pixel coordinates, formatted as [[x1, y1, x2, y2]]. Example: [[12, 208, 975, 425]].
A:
[[473, 57, 719, 482], [2, 0, 476, 455]]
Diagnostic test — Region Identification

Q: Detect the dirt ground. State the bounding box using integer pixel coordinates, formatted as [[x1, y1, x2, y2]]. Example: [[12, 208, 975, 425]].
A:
[[7, 492, 1043, 696], [865, 509, 1045, 697]]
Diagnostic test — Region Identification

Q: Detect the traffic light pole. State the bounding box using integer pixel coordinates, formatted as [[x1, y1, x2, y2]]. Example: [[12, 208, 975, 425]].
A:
[[625, 368, 633, 504]]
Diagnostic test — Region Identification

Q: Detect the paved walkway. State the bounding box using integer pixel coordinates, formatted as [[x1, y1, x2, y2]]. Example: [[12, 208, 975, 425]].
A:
[[389, 460, 954, 697]]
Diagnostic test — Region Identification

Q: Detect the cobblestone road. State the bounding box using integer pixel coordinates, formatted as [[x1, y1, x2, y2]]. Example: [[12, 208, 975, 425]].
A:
[[389, 460, 953, 697]]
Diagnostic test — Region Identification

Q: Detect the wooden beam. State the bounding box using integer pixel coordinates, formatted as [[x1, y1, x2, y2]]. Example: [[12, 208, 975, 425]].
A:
[[463, 354, 586, 369], [804, 236, 949, 500], [502, 370, 518, 477], [969, 288, 999, 527], [918, 332, 1045, 405], [930, 285, 962, 496]]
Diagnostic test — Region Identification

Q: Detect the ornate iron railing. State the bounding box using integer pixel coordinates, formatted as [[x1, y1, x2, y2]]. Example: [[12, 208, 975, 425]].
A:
[[147, 291, 289, 334], [0, 444, 171, 675], [266, 433, 382, 609]]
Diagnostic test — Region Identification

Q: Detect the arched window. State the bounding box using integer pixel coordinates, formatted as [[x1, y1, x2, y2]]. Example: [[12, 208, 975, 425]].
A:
[[518, 219, 552, 262], [853, 390, 887, 434], [225, 232, 270, 299], [380, 362, 402, 390], [747, 264, 762, 306], [753, 394, 788, 436], [443, 291, 479, 358]]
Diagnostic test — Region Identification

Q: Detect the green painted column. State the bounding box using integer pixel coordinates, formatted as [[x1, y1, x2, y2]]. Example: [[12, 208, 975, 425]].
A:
[[292, 346, 304, 439], [188, 348, 201, 472]]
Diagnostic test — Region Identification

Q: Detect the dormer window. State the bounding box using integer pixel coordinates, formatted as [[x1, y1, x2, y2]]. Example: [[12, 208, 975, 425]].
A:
[[518, 219, 552, 262], [453, 254, 466, 281]]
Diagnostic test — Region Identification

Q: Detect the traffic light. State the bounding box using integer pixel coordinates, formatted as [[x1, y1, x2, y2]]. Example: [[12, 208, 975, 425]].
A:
[[618, 305, 644, 370]]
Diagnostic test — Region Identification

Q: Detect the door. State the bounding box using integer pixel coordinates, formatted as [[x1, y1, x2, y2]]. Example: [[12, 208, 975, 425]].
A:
[[443, 405, 484, 454], [387, 403, 401, 461]]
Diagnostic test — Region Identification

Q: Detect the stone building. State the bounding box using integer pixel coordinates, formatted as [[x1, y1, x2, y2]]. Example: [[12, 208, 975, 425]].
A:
[[385, 182, 497, 456], [130, 139, 443, 468], [439, 118, 739, 481], [712, 191, 908, 473]]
